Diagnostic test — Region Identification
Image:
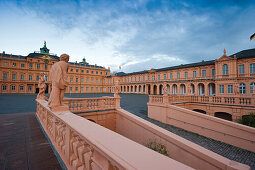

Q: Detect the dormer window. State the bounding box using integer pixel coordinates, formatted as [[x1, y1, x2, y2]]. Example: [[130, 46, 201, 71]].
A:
[[223, 64, 228, 75]]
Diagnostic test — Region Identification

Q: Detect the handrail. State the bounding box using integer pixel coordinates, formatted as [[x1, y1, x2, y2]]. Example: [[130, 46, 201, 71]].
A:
[[36, 99, 192, 170]]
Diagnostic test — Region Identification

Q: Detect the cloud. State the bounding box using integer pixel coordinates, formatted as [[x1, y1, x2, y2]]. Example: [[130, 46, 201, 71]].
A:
[[0, 0, 255, 73]]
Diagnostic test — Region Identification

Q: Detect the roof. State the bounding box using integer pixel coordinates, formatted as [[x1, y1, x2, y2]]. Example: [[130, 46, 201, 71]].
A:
[[27, 52, 60, 60], [0, 53, 26, 59], [229, 48, 255, 59], [116, 48, 255, 77]]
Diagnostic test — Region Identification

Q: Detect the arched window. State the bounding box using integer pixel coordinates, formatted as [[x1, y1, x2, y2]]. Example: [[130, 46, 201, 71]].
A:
[[239, 83, 246, 94], [223, 64, 228, 75], [250, 82, 255, 94]]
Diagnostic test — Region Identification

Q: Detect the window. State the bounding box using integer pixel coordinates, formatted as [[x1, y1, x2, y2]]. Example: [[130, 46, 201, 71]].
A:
[[96, 79, 98, 84], [100, 80, 102, 84], [139, 76, 140, 81], [2, 85, 6, 91], [91, 78, 94, 83], [219, 85, 224, 94], [36, 75, 39, 81], [106, 72, 108, 75], [70, 77, 73, 82], [29, 63, 33, 69], [21, 64, 25, 67], [81, 78, 84, 83], [96, 71, 98, 74], [37, 64, 40, 69], [228, 85, 233, 94], [28, 86, 32, 91], [223, 64, 228, 75], [76, 78, 78, 83], [13, 63, 16, 67], [239, 65, 244, 74], [177, 73, 180, 79], [91, 87, 93, 91], [202, 70, 206, 77], [193, 71, 196, 78], [239, 83, 246, 94], [86, 87, 88, 91], [20, 74, 24, 80], [81, 87, 84, 91], [164, 74, 166, 79], [250, 63, 255, 73], [4, 62, 8, 66], [212, 69, 215, 76], [152, 76, 155, 80], [86, 78, 89, 83], [96, 87, 98, 91], [20, 86, 24, 91], [70, 87, 72, 91], [76, 87, 78, 91], [250, 83, 255, 94], [131, 77, 133, 81], [158, 75, 160, 80], [3, 73, 7, 80], [135, 77, 136, 81], [29, 75, 32, 81], [76, 69, 78, 73], [45, 65, 48, 70], [91, 71, 94, 74], [170, 73, 173, 79], [87, 70, 89, 73], [185, 72, 188, 78], [12, 74, 16, 80], [11, 85, 16, 91], [100, 72, 102, 75], [81, 70, 84, 73], [148, 76, 149, 80], [143, 76, 145, 81]]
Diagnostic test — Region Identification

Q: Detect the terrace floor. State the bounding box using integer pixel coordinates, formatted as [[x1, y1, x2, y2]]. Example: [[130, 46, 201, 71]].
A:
[[0, 93, 254, 169]]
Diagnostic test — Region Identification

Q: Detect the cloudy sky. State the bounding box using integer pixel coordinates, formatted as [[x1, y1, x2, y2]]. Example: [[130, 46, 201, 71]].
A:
[[0, 0, 255, 73]]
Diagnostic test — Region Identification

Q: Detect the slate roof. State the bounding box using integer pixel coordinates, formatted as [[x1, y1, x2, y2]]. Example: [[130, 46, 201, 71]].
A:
[[0, 53, 26, 59], [229, 48, 255, 59], [116, 48, 255, 77], [27, 53, 60, 60]]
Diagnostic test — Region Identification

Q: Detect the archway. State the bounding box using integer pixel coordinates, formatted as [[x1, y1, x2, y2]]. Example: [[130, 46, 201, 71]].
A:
[[148, 84, 151, 95], [127, 86, 129, 93], [172, 84, 177, 95], [131, 86, 133, 93], [139, 85, 142, 93], [153, 85, 157, 95], [135, 86, 137, 93], [208, 83, 215, 96], [190, 83, 195, 95], [198, 83, 205, 95], [159, 84, 163, 95], [180, 84, 186, 95], [167, 84, 170, 95], [143, 85, 146, 94], [214, 112, 232, 121], [193, 109, 206, 114]]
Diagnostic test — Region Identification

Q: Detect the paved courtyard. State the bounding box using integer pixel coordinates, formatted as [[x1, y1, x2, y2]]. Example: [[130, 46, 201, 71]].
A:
[[0, 93, 255, 169]]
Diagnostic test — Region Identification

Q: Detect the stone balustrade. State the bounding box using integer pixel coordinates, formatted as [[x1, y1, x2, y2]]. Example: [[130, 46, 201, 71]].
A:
[[36, 99, 192, 170], [63, 96, 120, 113], [149, 95, 255, 106]]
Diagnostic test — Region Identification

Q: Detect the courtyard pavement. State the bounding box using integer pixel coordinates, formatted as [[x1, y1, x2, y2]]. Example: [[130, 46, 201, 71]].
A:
[[0, 93, 254, 169]]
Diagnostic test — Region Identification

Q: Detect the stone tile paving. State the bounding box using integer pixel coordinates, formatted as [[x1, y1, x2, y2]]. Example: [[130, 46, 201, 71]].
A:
[[0, 112, 63, 170], [0, 93, 254, 169]]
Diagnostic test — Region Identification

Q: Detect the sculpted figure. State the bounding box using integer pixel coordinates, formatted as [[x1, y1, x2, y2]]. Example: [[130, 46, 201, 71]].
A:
[[37, 73, 47, 100], [48, 54, 70, 111], [234, 84, 239, 95], [114, 79, 120, 97]]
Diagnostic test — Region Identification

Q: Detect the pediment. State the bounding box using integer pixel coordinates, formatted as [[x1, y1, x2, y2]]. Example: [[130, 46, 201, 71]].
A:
[[38, 55, 57, 61], [217, 55, 232, 61]]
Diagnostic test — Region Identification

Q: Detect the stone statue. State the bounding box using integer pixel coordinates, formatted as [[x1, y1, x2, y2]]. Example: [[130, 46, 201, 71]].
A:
[[48, 54, 70, 111], [37, 73, 47, 100], [114, 79, 120, 97]]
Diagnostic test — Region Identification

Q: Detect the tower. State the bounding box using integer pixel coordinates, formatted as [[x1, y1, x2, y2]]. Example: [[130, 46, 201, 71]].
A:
[[40, 41, 50, 54]]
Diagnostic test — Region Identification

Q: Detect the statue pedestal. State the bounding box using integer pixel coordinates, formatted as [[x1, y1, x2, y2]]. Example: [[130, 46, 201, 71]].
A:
[[50, 105, 69, 112]]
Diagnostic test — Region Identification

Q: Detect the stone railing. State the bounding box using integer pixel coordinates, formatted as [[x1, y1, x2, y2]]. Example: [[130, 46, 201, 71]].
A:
[[190, 95, 255, 106], [36, 99, 192, 170], [149, 95, 255, 106], [63, 96, 120, 113]]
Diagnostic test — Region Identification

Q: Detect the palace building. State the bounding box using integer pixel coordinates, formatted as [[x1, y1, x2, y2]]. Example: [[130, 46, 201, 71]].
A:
[[107, 48, 255, 98], [0, 42, 110, 94], [1, 42, 255, 98]]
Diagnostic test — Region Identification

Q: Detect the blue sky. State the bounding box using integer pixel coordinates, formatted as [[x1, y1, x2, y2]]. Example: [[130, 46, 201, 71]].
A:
[[0, 0, 255, 73]]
